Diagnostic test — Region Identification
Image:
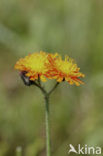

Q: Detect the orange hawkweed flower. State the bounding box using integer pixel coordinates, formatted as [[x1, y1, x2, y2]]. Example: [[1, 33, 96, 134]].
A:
[[47, 54, 85, 86], [15, 51, 85, 86], [15, 51, 49, 82]]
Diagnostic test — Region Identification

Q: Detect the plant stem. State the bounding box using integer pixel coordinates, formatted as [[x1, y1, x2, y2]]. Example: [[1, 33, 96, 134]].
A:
[[45, 95, 51, 156], [48, 82, 59, 96], [33, 81, 59, 156]]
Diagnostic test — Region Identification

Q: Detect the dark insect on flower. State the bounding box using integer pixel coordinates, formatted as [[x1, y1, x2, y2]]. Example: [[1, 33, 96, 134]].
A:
[[20, 72, 34, 86], [63, 78, 65, 81]]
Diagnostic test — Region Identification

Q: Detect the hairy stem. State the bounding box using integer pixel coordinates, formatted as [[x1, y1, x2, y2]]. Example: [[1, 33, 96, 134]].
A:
[[33, 81, 46, 95], [48, 82, 59, 96], [33, 81, 59, 156], [45, 95, 51, 156]]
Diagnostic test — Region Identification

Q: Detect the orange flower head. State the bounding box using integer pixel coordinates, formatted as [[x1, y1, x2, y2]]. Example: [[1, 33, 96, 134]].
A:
[[15, 51, 85, 86], [15, 51, 49, 82], [47, 54, 85, 86]]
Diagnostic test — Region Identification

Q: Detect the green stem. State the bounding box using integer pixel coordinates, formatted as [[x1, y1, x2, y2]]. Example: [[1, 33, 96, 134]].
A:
[[45, 95, 51, 156], [48, 82, 59, 96], [33, 81, 59, 156]]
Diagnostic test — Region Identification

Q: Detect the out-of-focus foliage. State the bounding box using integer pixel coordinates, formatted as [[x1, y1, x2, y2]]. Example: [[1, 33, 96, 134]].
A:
[[0, 0, 103, 156]]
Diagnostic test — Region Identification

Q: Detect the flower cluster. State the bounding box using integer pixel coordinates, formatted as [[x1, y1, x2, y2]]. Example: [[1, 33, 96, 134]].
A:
[[15, 51, 85, 86]]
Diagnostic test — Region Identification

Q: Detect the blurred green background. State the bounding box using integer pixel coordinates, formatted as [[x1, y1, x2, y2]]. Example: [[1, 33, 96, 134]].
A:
[[0, 0, 103, 156]]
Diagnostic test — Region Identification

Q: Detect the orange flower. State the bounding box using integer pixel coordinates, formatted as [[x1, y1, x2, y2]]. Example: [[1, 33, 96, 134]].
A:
[[15, 51, 49, 82], [47, 54, 85, 86], [15, 51, 85, 86]]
